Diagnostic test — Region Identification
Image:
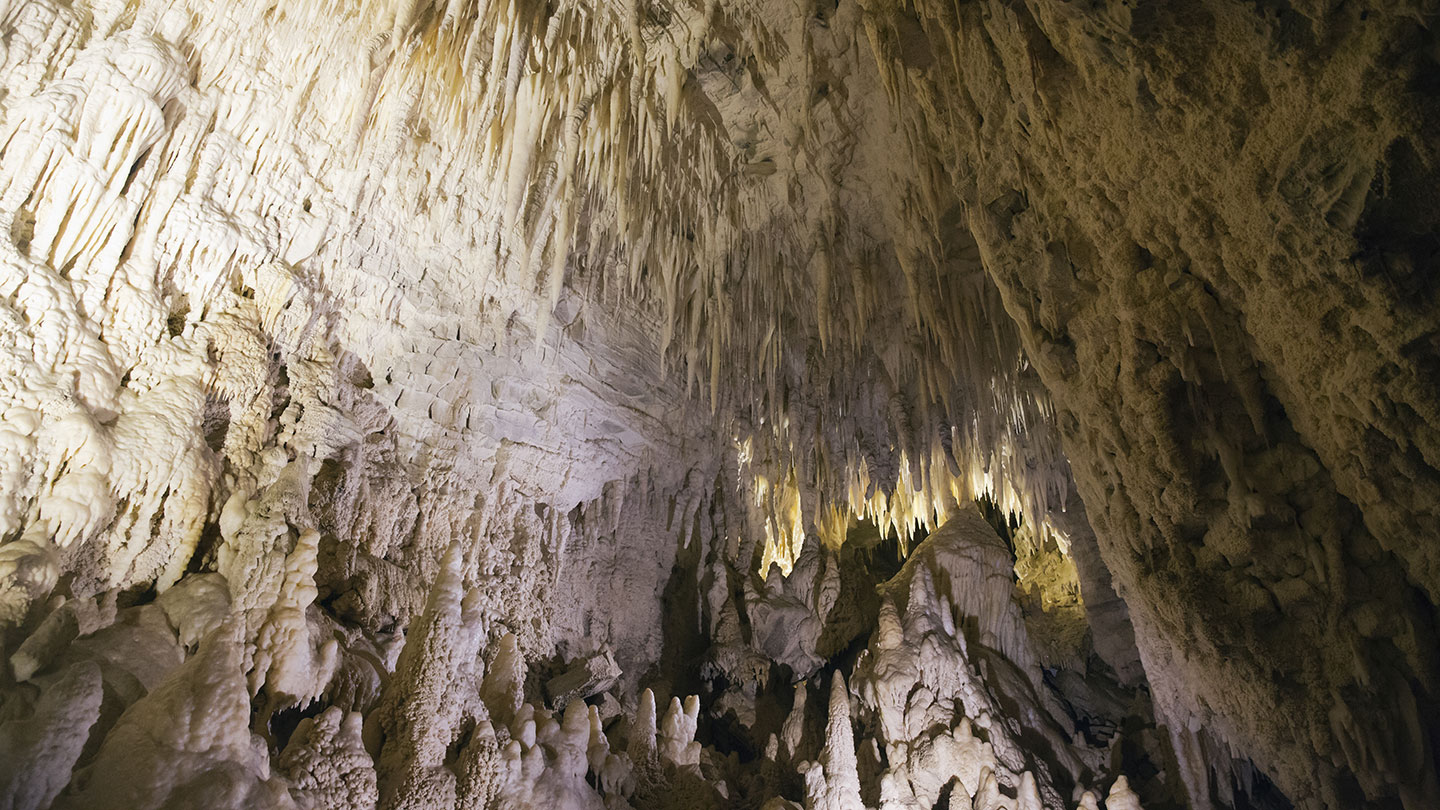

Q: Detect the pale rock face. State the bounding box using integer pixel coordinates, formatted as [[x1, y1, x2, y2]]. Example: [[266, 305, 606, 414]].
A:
[[0, 660, 102, 810], [54, 619, 297, 810], [0, 1, 1434, 809], [747, 557, 828, 679], [155, 571, 231, 649]]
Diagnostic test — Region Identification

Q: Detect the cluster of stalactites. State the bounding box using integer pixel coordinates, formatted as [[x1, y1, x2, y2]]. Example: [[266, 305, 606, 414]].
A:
[[740, 427, 1072, 577], [307, 0, 1073, 569], [0, 0, 1076, 616]]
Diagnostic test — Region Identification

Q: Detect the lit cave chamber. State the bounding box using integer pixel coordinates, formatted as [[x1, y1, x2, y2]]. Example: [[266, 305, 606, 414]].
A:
[[0, 2, 1436, 809]]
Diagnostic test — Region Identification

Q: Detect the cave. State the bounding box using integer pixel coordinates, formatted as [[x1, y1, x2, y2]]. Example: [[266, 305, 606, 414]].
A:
[[0, 1, 1436, 809]]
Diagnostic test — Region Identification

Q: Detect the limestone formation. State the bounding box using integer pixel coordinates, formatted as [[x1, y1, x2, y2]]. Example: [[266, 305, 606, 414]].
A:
[[0, 1, 1435, 809]]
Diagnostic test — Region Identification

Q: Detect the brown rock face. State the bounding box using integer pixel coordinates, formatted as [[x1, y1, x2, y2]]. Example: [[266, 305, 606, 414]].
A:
[[859, 2, 1440, 805]]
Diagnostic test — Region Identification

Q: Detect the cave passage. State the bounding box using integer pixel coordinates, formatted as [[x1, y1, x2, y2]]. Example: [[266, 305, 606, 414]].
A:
[[0, 2, 1437, 810]]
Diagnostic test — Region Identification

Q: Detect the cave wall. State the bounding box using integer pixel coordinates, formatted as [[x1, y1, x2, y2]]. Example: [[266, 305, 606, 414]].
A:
[[0, 3, 738, 805], [0, 0, 718, 677], [853, 1, 1440, 806]]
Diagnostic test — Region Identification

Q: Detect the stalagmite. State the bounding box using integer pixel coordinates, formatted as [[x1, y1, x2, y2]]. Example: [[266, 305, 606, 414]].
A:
[[816, 672, 865, 810], [480, 632, 526, 727], [628, 687, 659, 764], [658, 694, 701, 771], [1104, 777, 1144, 810], [277, 708, 379, 810], [374, 542, 484, 810]]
